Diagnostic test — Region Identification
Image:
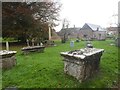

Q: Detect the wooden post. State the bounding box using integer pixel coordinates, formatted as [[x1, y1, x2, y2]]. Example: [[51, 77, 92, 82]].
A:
[[6, 41, 9, 51]]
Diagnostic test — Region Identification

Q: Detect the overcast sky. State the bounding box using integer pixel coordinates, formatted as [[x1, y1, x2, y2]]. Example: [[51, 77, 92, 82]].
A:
[[55, 0, 119, 31]]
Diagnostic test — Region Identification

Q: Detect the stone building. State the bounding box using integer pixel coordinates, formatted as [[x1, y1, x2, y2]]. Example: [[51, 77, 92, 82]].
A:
[[106, 27, 118, 36], [79, 23, 106, 40], [50, 29, 61, 41], [58, 27, 81, 40]]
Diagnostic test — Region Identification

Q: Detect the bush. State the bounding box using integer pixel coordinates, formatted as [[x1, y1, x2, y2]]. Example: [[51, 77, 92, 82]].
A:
[[3, 37, 16, 42]]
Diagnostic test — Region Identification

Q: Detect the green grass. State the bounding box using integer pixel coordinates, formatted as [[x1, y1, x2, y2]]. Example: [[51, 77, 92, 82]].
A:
[[2, 40, 119, 88]]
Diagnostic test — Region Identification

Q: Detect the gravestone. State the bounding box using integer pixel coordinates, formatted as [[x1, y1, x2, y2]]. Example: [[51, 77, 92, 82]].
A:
[[26, 39, 30, 47], [32, 38, 35, 46], [6, 41, 9, 51], [40, 42, 43, 46], [70, 41, 74, 47]]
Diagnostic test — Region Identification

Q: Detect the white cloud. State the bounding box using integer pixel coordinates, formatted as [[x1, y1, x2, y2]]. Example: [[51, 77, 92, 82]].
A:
[[55, 0, 119, 31]]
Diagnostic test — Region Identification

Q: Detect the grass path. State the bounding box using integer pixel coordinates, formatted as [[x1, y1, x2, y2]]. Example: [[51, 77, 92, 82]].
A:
[[2, 40, 119, 88]]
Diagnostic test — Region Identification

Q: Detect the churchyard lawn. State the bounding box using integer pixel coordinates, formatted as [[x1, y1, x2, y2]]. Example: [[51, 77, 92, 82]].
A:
[[2, 40, 119, 88]]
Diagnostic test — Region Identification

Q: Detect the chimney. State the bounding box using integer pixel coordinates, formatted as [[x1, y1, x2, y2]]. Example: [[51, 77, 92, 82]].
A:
[[74, 25, 75, 28], [97, 27, 99, 31]]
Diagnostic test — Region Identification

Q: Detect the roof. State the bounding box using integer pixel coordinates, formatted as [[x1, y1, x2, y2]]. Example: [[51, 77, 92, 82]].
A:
[[58, 27, 81, 36], [81, 23, 104, 31], [107, 27, 118, 31]]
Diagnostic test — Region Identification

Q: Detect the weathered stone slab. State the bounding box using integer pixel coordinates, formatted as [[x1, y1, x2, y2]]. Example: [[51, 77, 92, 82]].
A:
[[0, 50, 17, 70], [60, 48, 104, 82], [21, 46, 45, 54]]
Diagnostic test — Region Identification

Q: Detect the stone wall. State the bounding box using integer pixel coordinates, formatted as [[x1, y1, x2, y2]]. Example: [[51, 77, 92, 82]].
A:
[[93, 31, 106, 40]]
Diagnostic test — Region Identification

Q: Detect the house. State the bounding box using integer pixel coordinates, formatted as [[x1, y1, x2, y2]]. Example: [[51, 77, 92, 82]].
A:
[[58, 27, 81, 40], [79, 23, 106, 40], [106, 27, 118, 36]]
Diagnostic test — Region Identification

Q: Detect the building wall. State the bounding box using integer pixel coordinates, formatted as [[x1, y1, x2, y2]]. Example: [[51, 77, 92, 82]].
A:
[[51, 29, 61, 40], [58, 28, 80, 40], [79, 29, 93, 40], [93, 31, 106, 40], [79, 29, 106, 40], [68, 35, 77, 39]]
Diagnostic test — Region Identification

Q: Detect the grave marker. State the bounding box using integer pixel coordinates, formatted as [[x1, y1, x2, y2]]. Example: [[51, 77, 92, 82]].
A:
[[70, 41, 74, 47], [26, 39, 30, 47], [6, 41, 9, 51], [32, 38, 35, 46]]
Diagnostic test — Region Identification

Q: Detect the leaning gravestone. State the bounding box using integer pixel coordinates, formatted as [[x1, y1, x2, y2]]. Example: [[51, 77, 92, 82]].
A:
[[32, 38, 35, 46], [60, 48, 104, 82]]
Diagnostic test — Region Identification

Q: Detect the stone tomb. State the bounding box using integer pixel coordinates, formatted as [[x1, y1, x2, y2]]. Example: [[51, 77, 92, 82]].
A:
[[21, 39, 45, 54], [0, 50, 17, 70], [21, 46, 45, 54], [60, 48, 104, 82]]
